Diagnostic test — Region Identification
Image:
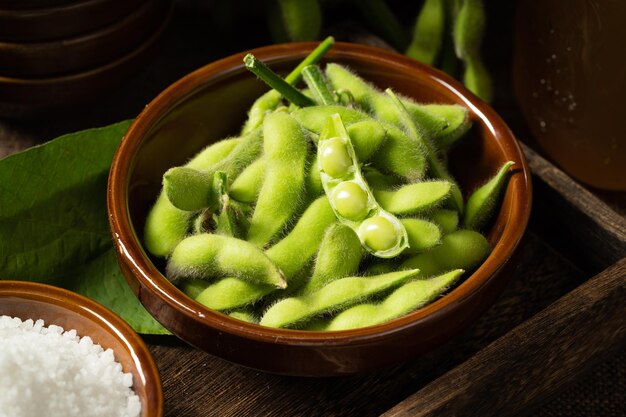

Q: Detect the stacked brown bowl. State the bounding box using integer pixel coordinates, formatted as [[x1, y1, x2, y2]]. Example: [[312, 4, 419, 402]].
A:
[[0, 0, 172, 118]]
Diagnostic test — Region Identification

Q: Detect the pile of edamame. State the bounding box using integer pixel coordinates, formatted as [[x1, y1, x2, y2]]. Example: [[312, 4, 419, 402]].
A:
[[144, 37, 513, 331]]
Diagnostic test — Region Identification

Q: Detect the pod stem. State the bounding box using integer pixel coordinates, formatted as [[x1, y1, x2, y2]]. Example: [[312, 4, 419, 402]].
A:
[[244, 54, 315, 107], [285, 36, 334, 85], [302, 65, 336, 105]]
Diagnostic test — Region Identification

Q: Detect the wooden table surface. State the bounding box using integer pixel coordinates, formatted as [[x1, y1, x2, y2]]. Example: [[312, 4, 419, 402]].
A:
[[1, 1, 624, 416]]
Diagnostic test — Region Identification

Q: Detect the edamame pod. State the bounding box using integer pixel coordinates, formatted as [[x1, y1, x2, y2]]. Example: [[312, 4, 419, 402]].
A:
[[406, 0, 445, 65], [318, 113, 409, 258], [144, 138, 241, 257], [247, 112, 309, 246], [371, 123, 428, 181], [374, 181, 451, 215], [401, 218, 442, 253], [312, 269, 464, 330], [401, 229, 490, 276], [164, 129, 264, 211], [228, 309, 258, 324], [428, 208, 459, 234], [453, 0, 492, 102], [464, 161, 514, 230], [386, 89, 464, 212], [267, 0, 321, 42], [302, 224, 362, 294], [362, 166, 400, 190], [306, 154, 324, 198], [422, 104, 472, 149], [188, 196, 336, 310], [260, 269, 420, 328], [291, 105, 368, 135], [230, 157, 265, 203], [167, 233, 286, 288]]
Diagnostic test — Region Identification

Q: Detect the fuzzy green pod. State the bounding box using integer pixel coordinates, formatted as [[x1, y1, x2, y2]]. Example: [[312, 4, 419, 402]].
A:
[[230, 157, 265, 203], [302, 224, 362, 294], [401, 218, 442, 253], [406, 0, 446, 65], [267, 0, 321, 42], [422, 104, 472, 149], [163, 129, 263, 211], [319, 113, 409, 258], [247, 112, 309, 246], [188, 196, 336, 310], [464, 161, 514, 230], [401, 229, 490, 276], [167, 233, 286, 288], [144, 138, 241, 257], [362, 166, 400, 190], [306, 154, 324, 198], [228, 309, 258, 324], [313, 269, 464, 330], [260, 269, 420, 328], [429, 208, 460, 234], [374, 181, 452, 215], [453, 0, 492, 102], [386, 89, 464, 212], [370, 122, 428, 181]]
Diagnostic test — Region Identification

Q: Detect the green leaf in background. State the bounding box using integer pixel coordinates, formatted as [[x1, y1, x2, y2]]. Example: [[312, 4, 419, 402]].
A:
[[0, 121, 167, 335]]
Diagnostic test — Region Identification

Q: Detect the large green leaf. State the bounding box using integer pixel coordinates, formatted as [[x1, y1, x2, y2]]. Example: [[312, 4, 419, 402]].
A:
[[0, 121, 167, 335]]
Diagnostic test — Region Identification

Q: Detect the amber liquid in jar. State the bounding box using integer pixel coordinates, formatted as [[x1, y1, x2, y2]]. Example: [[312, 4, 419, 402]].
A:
[[514, 0, 626, 190]]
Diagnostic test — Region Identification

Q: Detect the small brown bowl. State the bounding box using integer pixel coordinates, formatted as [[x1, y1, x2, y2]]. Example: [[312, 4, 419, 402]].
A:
[[0, 281, 163, 417], [0, 2, 171, 119], [108, 42, 532, 376], [0, 0, 143, 42], [0, 0, 168, 77]]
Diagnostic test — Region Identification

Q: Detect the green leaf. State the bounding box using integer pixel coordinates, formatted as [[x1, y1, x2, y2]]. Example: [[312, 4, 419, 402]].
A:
[[0, 121, 167, 335]]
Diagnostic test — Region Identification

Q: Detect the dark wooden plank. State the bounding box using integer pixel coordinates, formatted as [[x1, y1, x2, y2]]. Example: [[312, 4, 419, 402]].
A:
[[381, 257, 626, 417], [146, 232, 587, 417], [523, 144, 626, 273]]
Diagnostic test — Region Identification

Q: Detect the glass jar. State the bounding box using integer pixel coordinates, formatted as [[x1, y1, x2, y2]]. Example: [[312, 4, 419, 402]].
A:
[[514, 0, 626, 190]]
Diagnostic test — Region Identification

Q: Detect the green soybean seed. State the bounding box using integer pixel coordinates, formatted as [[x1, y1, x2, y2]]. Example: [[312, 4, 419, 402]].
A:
[[401, 218, 442, 253], [320, 137, 353, 178], [464, 161, 514, 230], [406, 0, 445, 65], [319, 113, 409, 258], [332, 181, 369, 220], [230, 157, 265, 203], [144, 138, 241, 257], [374, 181, 452, 215], [247, 112, 308, 246], [317, 269, 464, 331], [401, 229, 490, 276], [190, 196, 336, 310], [302, 224, 362, 294], [429, 208, 460, 234], [164, 129, 263, 211], [167, 233, 286, 288], [386, 88, 464, 213], [259, 269, 420, 328]]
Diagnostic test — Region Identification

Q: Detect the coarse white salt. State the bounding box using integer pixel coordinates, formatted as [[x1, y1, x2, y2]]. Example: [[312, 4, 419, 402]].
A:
[[0, 315, 141, 417]]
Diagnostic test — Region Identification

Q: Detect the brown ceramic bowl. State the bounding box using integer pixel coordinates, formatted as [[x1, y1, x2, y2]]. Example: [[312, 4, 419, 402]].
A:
[[0, 2, 171, 119], [0, 0, 144, 42], [108, 42, 532, 376], [0, 0, 168, 77], [0, 281, 163, 416]]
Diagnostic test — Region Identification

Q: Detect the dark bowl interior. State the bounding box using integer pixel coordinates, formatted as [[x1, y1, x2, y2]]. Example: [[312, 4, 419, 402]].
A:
[[110, 42, 531, 376], [0, 281, 163, 417]]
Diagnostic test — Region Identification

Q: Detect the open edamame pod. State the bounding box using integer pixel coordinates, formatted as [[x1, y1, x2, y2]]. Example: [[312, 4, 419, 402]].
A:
[[260, 269, 420, 328], [318, 113, 409, 258], [309, 269, 464, 331], [167, 233, 286, 288], [464, 161, 514, 230]]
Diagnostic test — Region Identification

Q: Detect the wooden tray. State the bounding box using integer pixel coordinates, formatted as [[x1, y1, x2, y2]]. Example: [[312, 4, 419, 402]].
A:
[[143, 143, 625, 416]]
